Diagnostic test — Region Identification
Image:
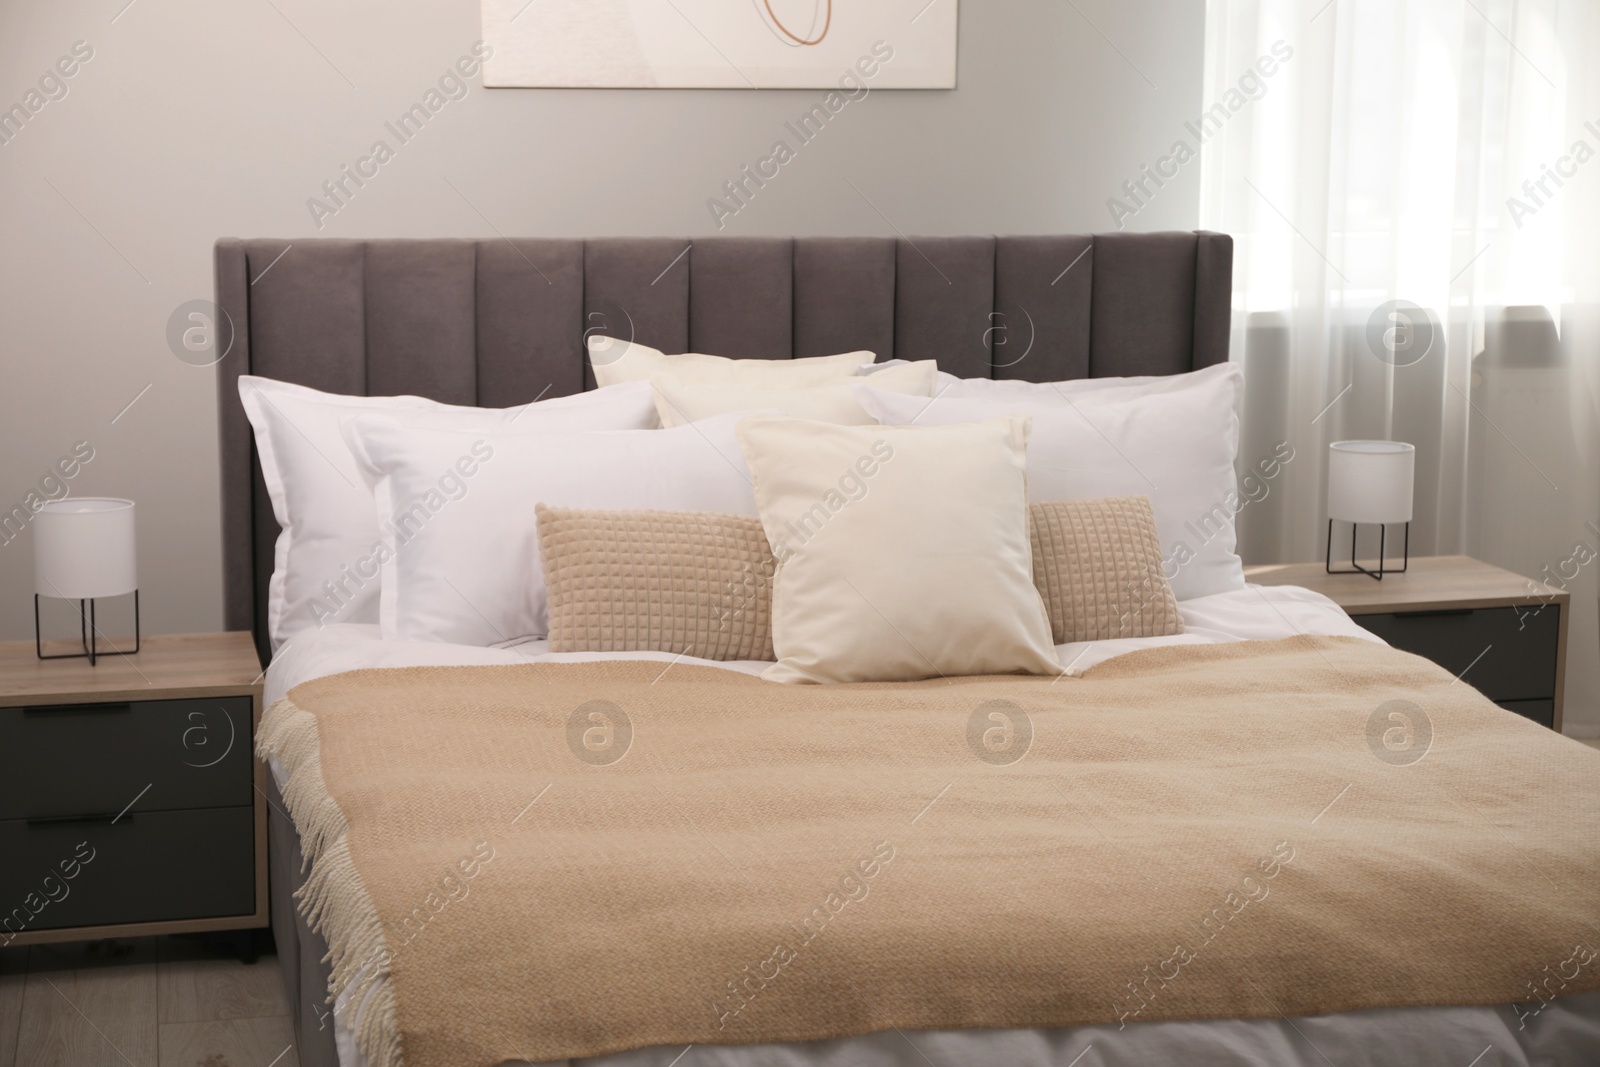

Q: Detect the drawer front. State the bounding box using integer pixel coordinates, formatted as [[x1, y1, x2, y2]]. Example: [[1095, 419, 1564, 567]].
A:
[[0, 806, 255, 934], [0, 696, 253, 821], [1497, 698, 1555, 728], [1354, 605, 1558, 702]]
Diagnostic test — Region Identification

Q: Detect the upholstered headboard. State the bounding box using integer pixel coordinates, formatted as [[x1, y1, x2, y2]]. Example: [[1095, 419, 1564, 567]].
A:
[[215, 232, 1233, 659]]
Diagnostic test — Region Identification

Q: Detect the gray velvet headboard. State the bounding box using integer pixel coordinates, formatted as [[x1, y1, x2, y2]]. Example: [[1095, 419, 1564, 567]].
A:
[[215, 232, 1233, 661]]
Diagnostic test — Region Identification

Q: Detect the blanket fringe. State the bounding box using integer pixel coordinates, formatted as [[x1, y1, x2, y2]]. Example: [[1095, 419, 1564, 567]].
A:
[[259, 698, 403, 1067]]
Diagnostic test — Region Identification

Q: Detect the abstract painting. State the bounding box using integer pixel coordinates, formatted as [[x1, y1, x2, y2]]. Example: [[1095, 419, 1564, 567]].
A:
[[481, 0, 957, 89]]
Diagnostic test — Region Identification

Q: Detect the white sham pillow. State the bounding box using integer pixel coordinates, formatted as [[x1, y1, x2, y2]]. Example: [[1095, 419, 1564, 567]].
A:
[[856, 359, 925, 376], [735, 414, 1059, 684], [651, 361, 938, 428], [589, 336, 873, 389], [868, 360, 1237, 407], [855, 363, 1246, 602], [342, 413, 759, 648], [238, 377, 658, 650], [935, 362, 1237, 404]]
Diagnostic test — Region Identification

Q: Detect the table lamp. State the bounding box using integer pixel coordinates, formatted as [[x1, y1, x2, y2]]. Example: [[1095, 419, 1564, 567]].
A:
[[1327, 441, 1413, 580], [33, 497, 140, 664]]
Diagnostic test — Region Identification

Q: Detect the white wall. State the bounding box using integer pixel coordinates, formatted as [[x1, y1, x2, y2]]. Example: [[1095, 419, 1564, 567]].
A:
[[0, 0, 1205, 640]]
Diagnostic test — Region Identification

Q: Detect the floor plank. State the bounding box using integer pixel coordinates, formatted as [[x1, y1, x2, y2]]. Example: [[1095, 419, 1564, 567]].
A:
[[0, 946, 27, 1067], [16, 939, 160, 1067], [157, 939, 288, 1025], [157, 1016, 298, 1067]]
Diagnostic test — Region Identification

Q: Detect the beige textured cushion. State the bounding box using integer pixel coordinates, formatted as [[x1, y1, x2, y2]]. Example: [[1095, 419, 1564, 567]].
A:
[[736, 414, 1060, 684], [1030, 496, 1183, 643], [536, 505, 775, 661]]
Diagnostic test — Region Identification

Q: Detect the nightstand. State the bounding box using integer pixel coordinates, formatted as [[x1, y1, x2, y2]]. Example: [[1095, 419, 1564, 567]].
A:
[[0, 632, 266, 948], [1245, 555, 1568, 730]]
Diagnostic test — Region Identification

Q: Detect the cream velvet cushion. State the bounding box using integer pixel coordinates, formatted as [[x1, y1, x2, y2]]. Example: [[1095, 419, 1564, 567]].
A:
[[651, 361, 937, 428], [735, 414, 1060, 684], [589, 336, 872, 389]]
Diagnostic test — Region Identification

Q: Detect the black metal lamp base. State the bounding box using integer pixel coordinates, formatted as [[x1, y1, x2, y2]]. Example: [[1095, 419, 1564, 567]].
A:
[[1326, 520, 1409, 580], [34, 590, 141, 666]]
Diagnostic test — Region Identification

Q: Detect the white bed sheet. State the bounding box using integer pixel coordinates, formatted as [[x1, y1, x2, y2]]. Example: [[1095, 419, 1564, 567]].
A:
[[262, 583, 1380, 708], [263, 585, 1600, 1067]]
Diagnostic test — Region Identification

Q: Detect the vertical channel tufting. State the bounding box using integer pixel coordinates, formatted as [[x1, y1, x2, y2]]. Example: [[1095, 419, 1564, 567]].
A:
[[893, 236, 995, 378], [1192, 230, 1234, 369], [1089, 231, 1199, 377], [688, 238, 793, 359], [993, 235, 1094, 382], [476, 239, 585, 404], [246, 239, 366, 392], [215, 239, 253, 638], [583, 238, 693, 387], [215, 231, 1234, 666], [363, 241, 477, 403], [241, 239, 367, 661], [792, 237, 895, 359]]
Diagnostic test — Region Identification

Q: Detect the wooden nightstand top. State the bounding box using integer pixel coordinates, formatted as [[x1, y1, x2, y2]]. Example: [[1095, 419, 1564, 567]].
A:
[[0, 631, 262, 707], [1244, 555, 1567, 614]]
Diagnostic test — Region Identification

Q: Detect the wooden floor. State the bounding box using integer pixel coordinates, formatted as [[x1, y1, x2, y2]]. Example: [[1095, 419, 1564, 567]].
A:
[[0, 935, 297, 1067]]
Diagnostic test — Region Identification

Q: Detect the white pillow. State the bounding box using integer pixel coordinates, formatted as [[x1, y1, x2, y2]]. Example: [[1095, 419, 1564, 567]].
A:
[[735, 414, 1060, 684], [856, 359, 921, 376], [855, 363, 1246, 602], [651, 361, 938, 428], [935, 362, 1236, 404], [342, 413, 759, 648], [869, 361, 1236, 407], [238, 377, 658, 650], [589, 336, 873, 389]]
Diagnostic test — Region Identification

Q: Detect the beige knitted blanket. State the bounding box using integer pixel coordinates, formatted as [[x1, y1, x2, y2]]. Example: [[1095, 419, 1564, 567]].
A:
[[260, 636, 1600, 1067]]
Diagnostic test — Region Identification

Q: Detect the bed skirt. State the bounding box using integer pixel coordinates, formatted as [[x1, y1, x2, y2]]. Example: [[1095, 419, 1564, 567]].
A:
[[268, 771, 341, 1067]]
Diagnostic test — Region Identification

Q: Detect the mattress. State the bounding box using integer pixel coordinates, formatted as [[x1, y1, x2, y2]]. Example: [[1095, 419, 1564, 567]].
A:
[[263, 584, 1600, 1067]]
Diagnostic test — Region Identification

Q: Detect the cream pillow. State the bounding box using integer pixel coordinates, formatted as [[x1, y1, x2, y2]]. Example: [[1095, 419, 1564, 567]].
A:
[[589, 337, 872, 389], [651, 361, 938, 428], [735, 414, 1060, 684]]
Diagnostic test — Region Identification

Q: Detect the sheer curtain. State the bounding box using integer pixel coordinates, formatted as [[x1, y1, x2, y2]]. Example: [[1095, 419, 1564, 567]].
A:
[[1202, 0, 1600, 735]]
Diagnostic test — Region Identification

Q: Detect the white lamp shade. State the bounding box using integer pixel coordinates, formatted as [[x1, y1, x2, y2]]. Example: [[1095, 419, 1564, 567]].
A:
[[33, 498, 137, 600], [1327, 442, 1414, 525]]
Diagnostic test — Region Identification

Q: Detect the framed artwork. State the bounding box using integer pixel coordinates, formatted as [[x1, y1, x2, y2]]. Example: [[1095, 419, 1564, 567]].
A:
[[480, 0, 958, 89]]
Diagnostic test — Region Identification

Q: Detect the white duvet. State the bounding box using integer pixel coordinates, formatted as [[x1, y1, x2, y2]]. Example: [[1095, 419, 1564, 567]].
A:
[[264, 584, 1600, 1067]]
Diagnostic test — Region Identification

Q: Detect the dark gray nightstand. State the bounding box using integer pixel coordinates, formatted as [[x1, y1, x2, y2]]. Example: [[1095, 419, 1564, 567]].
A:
[[0, 632, 266, 948], [1245, 555, 1569, 730]]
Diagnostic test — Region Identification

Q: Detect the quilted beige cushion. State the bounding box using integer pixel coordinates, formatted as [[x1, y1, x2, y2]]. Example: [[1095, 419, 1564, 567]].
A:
[[539, 496, 1181, 660], [1029, 496, 1183, 643], [535, 504, 775, 661]]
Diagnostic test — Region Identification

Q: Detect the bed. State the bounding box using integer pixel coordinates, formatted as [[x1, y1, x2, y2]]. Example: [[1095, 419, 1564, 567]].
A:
[[213, 234, 1600, 1067]]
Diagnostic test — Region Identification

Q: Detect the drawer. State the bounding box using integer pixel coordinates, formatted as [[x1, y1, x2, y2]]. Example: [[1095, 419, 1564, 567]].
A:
[[0, 806, 255, 934], [1353, 605, 1558, 702], [0, 696, 253, 821], [1497, 698, 1555, 728]]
